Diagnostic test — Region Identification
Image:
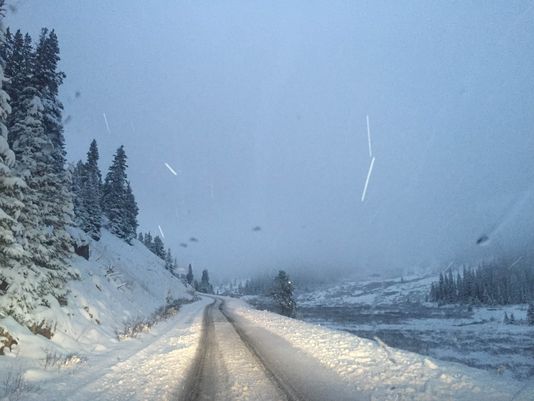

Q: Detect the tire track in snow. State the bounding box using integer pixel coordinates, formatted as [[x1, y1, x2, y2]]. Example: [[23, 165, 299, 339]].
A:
[[178, 297, 297, 401]]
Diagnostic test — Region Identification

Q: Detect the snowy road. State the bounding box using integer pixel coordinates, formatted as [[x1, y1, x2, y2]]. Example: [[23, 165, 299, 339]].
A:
[[178, 297, 358, 401], [12, 294, 531, 401]]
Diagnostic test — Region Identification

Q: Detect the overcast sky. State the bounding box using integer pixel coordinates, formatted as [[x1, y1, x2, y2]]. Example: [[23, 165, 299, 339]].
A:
[[7, 0, 534, 279]]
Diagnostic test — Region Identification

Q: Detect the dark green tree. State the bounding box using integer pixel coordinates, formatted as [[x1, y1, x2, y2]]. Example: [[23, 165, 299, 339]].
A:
[[271, 270, 296, 317], [72, 139, 102, 240], [527, 303, 534, 326], [198, 269, 213, 293], [152, 235, 165, 259], [101, 146, 138, 243], [186, 264, 194, 285]]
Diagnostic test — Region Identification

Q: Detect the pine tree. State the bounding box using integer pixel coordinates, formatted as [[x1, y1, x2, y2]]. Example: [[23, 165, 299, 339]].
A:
[[0, 8, 72, 322], [33, 29, 66, 171], [3, 29, 32, 147], [0, 4, 33, 320], [527, 304, 534, 326], [80, 139, 102, 240], [124, 182, 138, 243], [71, 160, 87, 227], [198, 269, 213, 293], [137, 232, 144, 243], [164, 248, 173, 271], [271, 270, 296, 317], [186, 264, 194, 285], [101, 146, 137, 244], [173, 257, 178, 276], [12, 28, 74, 270], [152, 235, 165, 259], [144, 231, 153, 251], [0, 25, 12, 64], [12, 85, 70, 275]]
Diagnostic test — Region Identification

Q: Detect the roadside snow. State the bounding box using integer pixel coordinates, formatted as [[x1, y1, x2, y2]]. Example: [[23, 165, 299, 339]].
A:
[[0, 229, 196, 400], [4, 297, 209, 401], [226, 298, 533, 401]]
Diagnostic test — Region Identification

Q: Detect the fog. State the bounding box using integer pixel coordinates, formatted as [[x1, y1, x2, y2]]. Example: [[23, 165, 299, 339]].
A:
[[9, 1, 534, 279]]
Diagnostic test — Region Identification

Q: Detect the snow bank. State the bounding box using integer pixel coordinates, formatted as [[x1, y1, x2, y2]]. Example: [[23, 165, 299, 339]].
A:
[[226, 298, 533, 401]]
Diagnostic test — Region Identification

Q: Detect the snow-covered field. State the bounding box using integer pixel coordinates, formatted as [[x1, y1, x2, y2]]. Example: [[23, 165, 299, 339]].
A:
[[289, 275, 534, 380], [0, 229, 196, 400]]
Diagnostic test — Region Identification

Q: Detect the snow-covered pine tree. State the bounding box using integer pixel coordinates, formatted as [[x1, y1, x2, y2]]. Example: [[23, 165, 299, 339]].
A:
[[11, 86, 71, 279], [137, 232, 144, 243], [0, 12, 72, 323], [186, 264, 194, 285], [32, 28, 74, 256], [72, 160, 87, 227], [198, 269, 213, 293], [3, 29, 32, 148], [144, 231, 153, 250], [173, 257, 178, 276], [152, 235, 165, 259], [164, 248, 173, 271], [527, 303, 534, 326], [79, 139, 102, 240], [101, 145, 137, 244], [271, 270, 296, 317], [0, 25, 12, 65], [33, 29, 66, 172], [124, 182, 138, 243], [0, 2, 34, 320]]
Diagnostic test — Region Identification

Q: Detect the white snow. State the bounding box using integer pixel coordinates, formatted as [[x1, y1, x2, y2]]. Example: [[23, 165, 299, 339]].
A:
[[225, 297, 534, 401], [1, 240, 531, 401], [0, 229, 197, 400]]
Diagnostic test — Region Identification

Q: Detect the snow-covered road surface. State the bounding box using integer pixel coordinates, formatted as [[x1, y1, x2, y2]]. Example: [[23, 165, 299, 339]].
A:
[[178, 297, 357, 401]]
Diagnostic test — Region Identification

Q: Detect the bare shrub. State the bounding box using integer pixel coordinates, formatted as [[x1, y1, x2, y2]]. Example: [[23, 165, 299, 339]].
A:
[[1, 367, 38, 400], [115, 298, 192, 340], [42, 348, 87, 370]]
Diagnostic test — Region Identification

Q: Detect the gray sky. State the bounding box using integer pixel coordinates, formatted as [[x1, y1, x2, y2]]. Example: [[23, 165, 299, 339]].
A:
[[8, 0, 534, 279]]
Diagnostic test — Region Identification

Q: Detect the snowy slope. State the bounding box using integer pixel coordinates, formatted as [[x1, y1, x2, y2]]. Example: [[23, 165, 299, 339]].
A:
[[14, 298, 209, 401], [0, 228, 194, 365], [296, 274, 435, 307]]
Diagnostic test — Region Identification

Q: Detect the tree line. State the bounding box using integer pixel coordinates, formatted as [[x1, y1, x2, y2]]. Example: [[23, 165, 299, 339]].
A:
[[0, 5, 140, 326], [138, 231, 178, 274], [137, 231, 213, 293], [72, 141, 139, 244], [429, 262, 534, 306]]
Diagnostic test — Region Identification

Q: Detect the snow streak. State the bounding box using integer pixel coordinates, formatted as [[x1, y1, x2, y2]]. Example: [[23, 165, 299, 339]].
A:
[[158, 225, 165, 239], [361, 157, 375, 202], [164, 162, 178, 176], [366, 115, 373, 158], [102, 112, 111, 134]]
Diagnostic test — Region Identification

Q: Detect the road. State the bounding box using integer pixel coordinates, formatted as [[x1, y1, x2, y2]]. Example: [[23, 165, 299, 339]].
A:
[[177, 297, 358, 401]]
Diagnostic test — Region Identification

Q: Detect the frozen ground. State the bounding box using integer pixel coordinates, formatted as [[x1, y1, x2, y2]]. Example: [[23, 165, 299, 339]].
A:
[[250, 274, 534, 380]]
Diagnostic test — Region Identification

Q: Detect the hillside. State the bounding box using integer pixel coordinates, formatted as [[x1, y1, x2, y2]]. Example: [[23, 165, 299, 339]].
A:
[[0, 229, 193, 362]]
